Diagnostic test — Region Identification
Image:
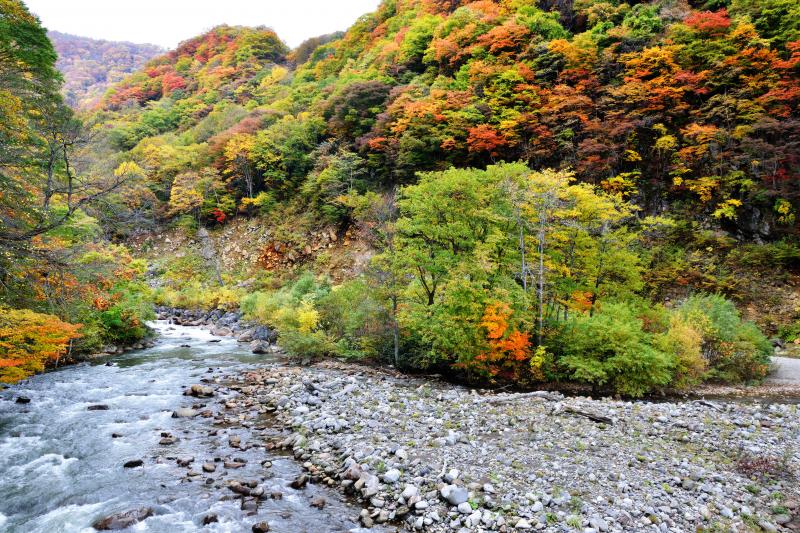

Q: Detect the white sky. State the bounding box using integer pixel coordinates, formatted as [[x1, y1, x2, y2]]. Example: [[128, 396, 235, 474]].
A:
[[25, 0, 382, 49]]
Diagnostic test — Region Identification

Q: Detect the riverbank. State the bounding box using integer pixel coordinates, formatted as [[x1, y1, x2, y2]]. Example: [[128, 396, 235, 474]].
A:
[[215, 360, 799, 532], [159, 306, 800, 402]]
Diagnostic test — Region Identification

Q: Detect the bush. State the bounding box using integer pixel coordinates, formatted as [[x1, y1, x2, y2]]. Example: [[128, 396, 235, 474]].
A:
[[240, 273, 334, 358], [556, 302, 675, 397], [778, 320, 800, 342], [653, 315, 707, 388], [97, 282, 155, 345], [316, 278, 392, 359], [678, 294, 771, 382]]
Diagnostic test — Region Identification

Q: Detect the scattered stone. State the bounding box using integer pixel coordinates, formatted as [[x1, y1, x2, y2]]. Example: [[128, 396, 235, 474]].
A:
[[441, 484, 469, 505], [202, 514, 218, 525], [382, 468, 401, 483], [122, 459, 143, 468]]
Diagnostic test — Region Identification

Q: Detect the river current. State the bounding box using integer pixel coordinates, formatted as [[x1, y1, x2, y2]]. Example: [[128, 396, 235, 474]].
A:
[[0, 321, 370, 532]]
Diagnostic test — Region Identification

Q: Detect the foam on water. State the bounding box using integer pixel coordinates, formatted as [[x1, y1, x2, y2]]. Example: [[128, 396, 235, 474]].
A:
[[0, 320, 376, 533]]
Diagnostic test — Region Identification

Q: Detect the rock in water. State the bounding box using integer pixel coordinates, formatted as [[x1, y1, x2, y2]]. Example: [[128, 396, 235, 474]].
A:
[[252, 522, 270, 533], [290, 474, 308, 489], [186, 384, 214, 397], [15, 396, 31, 404], [250, 340, 270, 354], [122, 459, 143, 468], [171, 408, 197, 418], [310, 496, 326, 509], [87, 405, 109, 411], [92, 508, 153, 530]]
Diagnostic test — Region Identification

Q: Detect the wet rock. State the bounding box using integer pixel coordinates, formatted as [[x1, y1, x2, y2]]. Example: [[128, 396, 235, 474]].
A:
[[172, 408, 198, 418], [111, 433, 122, 438], [241, 498, 258, 512], [202, 514, 218, 525], [92, 508, 153, 530], [202, 462, 216, 473], [251, 522, 270, 533], [290, 473, 309, 489], [250, 341, 270, 354], [229, 434, 241, 448], [123, 459, 143, 468], [15, 396, 31, 404], [176, 456, 194, 467], [87, 405, 109, 411], [186, 384, 214, 397], [310, 496, 326, 509]]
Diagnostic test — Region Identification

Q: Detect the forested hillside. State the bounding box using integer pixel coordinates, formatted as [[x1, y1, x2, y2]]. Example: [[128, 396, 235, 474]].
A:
[[2, 0, 800, 393], [49, 31, 163, 109]]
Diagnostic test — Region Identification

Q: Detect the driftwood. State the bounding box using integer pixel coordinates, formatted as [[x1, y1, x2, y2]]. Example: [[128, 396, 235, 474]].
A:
[[472, 391, 563, 404], [562, 406, 614, 425]]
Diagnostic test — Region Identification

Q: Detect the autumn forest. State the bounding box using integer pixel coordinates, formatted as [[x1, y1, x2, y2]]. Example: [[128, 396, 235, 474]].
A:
[[2, 0, 799, 395]]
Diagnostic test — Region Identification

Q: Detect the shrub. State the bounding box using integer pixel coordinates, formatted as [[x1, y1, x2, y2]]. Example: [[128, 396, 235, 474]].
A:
[[778, 320, 800, 342], [653, 315, 707, 388], [678, 294, 771, 382], [240, 273, 334, 358], [556, 302, 675, 397], [97, 283, 155, 345], [316, 278, 392, 359]]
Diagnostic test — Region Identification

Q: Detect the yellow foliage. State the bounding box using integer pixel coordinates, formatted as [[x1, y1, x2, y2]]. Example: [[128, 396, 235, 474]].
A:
[[296, 301, 319, 333]]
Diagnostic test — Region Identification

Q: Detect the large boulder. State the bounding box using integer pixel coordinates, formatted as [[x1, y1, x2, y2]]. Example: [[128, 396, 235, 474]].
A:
[[93, 508, 153, 530], [250, 340, 270, 354], [252, 325, 277, 343], [185, 384, 214, 397]]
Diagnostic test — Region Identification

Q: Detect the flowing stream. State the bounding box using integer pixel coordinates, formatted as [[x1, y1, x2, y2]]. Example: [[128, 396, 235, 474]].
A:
[[0, 321, 371, 532]]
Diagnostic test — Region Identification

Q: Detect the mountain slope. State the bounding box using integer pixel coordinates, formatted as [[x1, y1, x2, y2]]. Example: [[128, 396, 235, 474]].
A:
[[88, 0, 799, 239], [49, 31, 163, 108]]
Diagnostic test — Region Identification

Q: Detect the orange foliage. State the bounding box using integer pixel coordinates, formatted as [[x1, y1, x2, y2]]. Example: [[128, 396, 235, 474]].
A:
[[684, 9, 731, 36], [0, 308, 82, 383], [467, 124, 510, 157], [467, 302, 531, 379]]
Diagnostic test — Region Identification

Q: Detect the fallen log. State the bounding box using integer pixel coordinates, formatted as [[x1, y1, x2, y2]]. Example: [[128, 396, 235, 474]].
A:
[[472, 391, 563, 404], [562, 406, 613, 425]]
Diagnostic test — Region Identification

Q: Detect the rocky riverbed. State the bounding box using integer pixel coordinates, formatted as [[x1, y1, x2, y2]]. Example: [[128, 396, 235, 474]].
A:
[[201, 361, 800, 533]]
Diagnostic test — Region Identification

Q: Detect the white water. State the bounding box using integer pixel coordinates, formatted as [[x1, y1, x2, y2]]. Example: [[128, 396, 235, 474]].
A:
[[0, 321, 369, 532]]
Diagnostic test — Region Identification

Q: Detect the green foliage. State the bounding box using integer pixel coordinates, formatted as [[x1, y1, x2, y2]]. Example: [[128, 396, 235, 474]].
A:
[[556, 302, 675, 397], [317, 278, 392, 359], [678, 294, 772, 382]]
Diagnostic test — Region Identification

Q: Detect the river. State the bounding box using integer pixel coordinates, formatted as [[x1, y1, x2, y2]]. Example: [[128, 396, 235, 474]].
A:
[[0, 321, 373, 532]]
